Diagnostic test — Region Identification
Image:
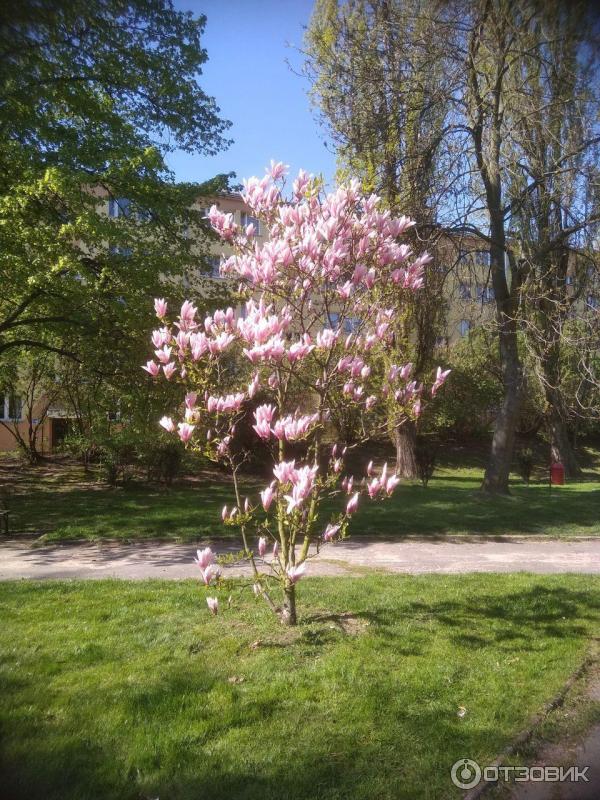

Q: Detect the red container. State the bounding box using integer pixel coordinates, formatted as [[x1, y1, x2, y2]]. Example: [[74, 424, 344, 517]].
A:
[[550, 462, 565, 485]]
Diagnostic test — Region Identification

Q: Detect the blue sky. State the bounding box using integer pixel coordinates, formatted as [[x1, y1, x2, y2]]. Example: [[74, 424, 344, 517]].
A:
[[168, 0, 336, 188]]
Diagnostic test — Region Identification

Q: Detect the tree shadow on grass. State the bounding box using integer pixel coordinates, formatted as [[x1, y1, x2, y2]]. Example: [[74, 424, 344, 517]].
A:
[[2, 585, 600, 800]]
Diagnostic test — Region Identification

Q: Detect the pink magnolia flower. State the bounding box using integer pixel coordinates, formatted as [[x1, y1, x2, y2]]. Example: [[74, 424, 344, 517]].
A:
[[217, 437, 231, 457], [163, 363, 177, 380], [190, 332, 209, 361], [316, 327, 339, 349], [253, 404, 276, 439], [208, 332, 235, 355], [367, 477, 381, 499], [142, 360, 160, 377], [346, 492, 359, 514], [200, 564, 221, 585], [293, 169, 310, 199], [432, 367, 451, 397], [367, 463, 390, 499], [260, 483, 276, 511], [151, 328, 170, 348], [400, 363, 414, 381], [323, 523, 341, 542], [185, 392, 197, 410], [272, 541, 279, 559], [247, 373, 260, 398], [386, 474, 401, 494], [154, 298, 168, 318], [273, 459, 297, 484], [258, 537, 267, 557], [177, 422, 195, 443], [159, 416, 175, 433], [287, 563, 306, 584], [342, 475, 354, 494], [337, 281, 354, 299], [206, 596, 219, 615], [272, 412, 319, 442], [282, 464, 318, 513], [179, 300, 198, 329], [207, 392, 245, 414], [287, 334, 315, 363], [155, 345, 172, 365], [268, 160, 289, 180], [208, 205, 237, 240], [194, 547, 215, 570]]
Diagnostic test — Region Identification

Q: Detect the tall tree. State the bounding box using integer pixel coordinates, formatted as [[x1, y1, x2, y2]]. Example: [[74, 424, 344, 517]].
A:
[[503, 0, 600, 476], [462, 0, 600, 488], [305, 0, 455, 475], [306, 0, 600, 492], [0, 0, 232, 362]]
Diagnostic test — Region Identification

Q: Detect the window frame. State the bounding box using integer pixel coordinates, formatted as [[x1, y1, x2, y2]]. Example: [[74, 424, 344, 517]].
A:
[[240, 211, 261, 236], [0, 393, 23, 422]]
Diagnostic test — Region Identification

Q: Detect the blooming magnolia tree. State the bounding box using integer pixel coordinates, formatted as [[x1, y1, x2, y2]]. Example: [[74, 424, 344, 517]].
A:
[[144, 163, 449, 625]]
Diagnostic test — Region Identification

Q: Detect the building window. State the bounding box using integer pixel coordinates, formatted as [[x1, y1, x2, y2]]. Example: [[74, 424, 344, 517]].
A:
[[240, 212, 261, 236], [109, 244, 133, 257], [0, 393, 22, 421], [477, 284, 495, 303], [343, 316, 362, 333], [458, 249, 490, 268], [326, 312, 340, 329], [587, 294, 599, 310], [459, 283, 472, 300], [459, 319, 472, 337], [108, 197, 133, 218], [207, 256, 222, 278]]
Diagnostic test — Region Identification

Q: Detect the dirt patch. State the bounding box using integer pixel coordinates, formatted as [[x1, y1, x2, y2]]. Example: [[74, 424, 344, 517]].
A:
[[304, 611, 371, 636]]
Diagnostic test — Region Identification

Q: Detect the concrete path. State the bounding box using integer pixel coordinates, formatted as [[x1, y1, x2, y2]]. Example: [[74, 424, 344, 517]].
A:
[[1, 535, 599, 581]]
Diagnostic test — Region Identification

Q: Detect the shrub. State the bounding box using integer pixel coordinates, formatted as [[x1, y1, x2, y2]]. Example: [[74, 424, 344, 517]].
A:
[[415, 435, 438, 488], [516, 448, 535, 485]]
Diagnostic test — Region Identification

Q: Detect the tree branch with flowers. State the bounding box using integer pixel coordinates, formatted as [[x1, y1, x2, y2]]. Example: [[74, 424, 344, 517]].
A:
[[143, 162, 450, 625]]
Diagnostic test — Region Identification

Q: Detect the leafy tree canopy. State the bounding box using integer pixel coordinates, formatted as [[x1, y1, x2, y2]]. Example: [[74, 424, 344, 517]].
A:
[[0, 0, 232, 359]]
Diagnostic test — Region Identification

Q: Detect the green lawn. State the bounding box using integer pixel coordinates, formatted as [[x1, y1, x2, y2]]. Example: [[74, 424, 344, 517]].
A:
[[5, 462, 600, 542], [0, 575, 599, 800]]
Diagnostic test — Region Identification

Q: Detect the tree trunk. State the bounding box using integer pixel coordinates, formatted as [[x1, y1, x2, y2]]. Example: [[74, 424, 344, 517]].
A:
[[546, 396, 581, 478], [393, 418, 417, 479], [481, 210, 522, 494], [482, 324, 522, 494], [281, 583, 297, 626]]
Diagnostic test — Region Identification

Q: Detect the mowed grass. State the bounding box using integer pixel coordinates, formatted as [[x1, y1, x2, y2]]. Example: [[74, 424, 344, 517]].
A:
[[5, 462, 600, 542], [0, 575, 599, 800]]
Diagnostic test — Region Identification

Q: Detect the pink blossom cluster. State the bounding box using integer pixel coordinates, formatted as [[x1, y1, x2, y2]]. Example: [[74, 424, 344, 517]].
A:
[[194, 547, 221, 585], [252, 404, 320, 442], [366, 462, 401, 499]]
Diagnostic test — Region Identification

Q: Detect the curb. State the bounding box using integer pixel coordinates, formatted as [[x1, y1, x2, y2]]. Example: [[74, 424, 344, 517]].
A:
[[463, 653, 596, 799]]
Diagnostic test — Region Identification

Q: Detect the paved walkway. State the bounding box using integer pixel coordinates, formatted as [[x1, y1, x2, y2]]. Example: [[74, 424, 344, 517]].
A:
[[1, 535, 599, 580]]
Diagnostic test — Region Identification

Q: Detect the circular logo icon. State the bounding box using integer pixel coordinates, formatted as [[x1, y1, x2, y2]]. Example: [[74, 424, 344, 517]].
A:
[[451, 758, 482, 790]]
